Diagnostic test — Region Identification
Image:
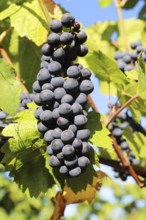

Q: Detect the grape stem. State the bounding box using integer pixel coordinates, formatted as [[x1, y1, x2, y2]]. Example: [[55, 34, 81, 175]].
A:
[[105, 94, 139, 128], [0, 47, 28, 93], [88, 95, 99, 112], [51, 192, 66, 220], [111, 134, 145, 187], [0, 27, 13, 45], [99, 156, 146, 185], [114, 0, 128, 51]]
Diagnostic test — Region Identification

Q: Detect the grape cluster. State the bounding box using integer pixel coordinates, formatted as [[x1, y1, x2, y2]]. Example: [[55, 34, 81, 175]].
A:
[[109, 112, 145, 180], [114, 41, 146, 72], [33, 13, 94, 177]]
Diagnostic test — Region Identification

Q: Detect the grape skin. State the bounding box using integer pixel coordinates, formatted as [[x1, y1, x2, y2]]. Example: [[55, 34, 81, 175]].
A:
[[61, 13, 75, 27], [50, 20, 62, 33]]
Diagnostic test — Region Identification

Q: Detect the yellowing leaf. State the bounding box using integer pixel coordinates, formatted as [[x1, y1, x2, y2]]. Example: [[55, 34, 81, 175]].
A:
[[42, 0, 63, 20]]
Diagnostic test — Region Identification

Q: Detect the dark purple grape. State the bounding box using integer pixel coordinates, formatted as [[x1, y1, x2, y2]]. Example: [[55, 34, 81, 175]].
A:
[[44, 130, 54, 144], [42, 83, 54, 91], [61, 13, 75, 27], [53, 127, 62, 138], [80, 68, 91, 79], [75, 31, 87, 44], [47, 145, 53, 155], [49, 155, 61, 167], [48, 61, 62, 75], [72, 138, 82, 150], [79, 80, 94, 94], [76, 129, 90, 141], [51, 139, 64, 153], [60, 32, 74, 45], [68, 124, 77, 134], [59, 165, 69, 175], [63, 78, 79, 94], [50, 20, 62, 33], [61, 130, 75, 144], [37, 121, 50, 133], [58, 103, 72, 117], [62, 145, 75, 158], [76, 44, 88, 57], [73, 115, 87, 128], [75, 93, 87, 106], [39, 89, 54, 104], [40, 110, 53, 123], [53, 48, 66, 61], [69, 167, 81, 177], [50, 77, 64, 88], [48, 33, 60, 47], [54, 87, 66, 101], [78, 156, 90, 168], [66, 65, 81, 78], [57, 117, 70, 129], [64, 156, 78, 168], [37, 68, 51, 83], [61, 94, 73, 104], [41, 43, 52, 56], [32, 81, 42, 93]]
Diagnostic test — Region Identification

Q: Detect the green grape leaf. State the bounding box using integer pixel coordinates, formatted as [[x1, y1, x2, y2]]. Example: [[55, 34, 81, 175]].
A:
[[98, 0, 112, 8], [86, 51, 128, 86], [87, 111, 113, 149], [3, 30, 41, 92], [123, 128, 146, 160], [0, 1, 49, 46], [0, 60, 22, 115], [123, 0, 138, 9], [1, 108, 55, 197], [137, 55, 146, 100]]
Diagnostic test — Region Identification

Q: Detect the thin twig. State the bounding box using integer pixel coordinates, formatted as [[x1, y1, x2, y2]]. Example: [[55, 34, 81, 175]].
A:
[[0, 27, 13, 45], [111, 135, 145, 187], [120, 0, 128, 7], [105, 94, 139, 127], [88, 95, 99, 113], [114, 0, 128, 51]]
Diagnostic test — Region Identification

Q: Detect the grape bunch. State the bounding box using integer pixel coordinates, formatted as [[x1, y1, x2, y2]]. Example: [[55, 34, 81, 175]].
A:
[[33, 13, 94, 177], [114, 41, 146, 72], [109, 111, 145, 180]]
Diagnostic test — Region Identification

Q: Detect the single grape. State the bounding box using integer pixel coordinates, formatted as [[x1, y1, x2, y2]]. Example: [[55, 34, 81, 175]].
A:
[[61, 94, 73, 104], [39, 89, 54, 104], [58, 103, 72, 117], [57, 117, 70, 129], [76, 129, 90, 141], [80, 142, 91, 155], [32, 81, 42, 93], [66, 65, 81, 78], [76, 44, 88, 57], [136, 45, 143, 54], [34, 93, 42, 106], [80, 68, 91, 79], [0, 111, 7, 120], [41, 43, 52, 56], [61, 13, 75, 27], [46, 145, 53, 155], [78, 156, 90, 168], [62, 144, 75, 158], [51, 139, 64, 153], [79, 80, 94, 94], [37, 68, 51, 83], [54, 87, 67, 101], [72, 103, 83, 115], [48, 33, 60, 47], [75, 93, 87, 106], [72, 138, 82, 150], [57, 152, 64, 162], [50, 77, 64, 88], [130, 41, 142, 50], [40, 110, 53, 123], [124, 65, 134, 71], [48, 61, 62, 75], [20, 93, 29, 100], [75, 31, 87, 44], [122, 54, 131, 64], [131, 52, 138, 61], [116, 60, 126, 71], [61, 130, 75, 144], [69, 167, 81, 177], [37, 122, 50, 133], [114, 51, 123, 60], [59, 165, 69, 175], [42, 83, 54, 91], [40, 61, 49, 69], [53, 127, 62, 139], [68, 124, 77, 134], [53, 47, 66, 62], [50, 20, 62, 33], [73, 114, 87, 128], [34, 107, 43, 119], [52, 108, 60, 120], [49, 155, 61, 167], [60, 32, 74, 45], [63, 78, 79, 94], [64, 156, 78, 168], [112, 127, 123, 137], [44, 129, 54, 144]]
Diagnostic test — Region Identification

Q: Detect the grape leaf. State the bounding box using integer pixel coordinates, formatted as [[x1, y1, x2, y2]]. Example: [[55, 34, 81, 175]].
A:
[[3, 30, 41, 92], [123, 127, 146, 160], [86, 51, 128, 86], [0, 60, 22, 115], [137, 55, 146, 100], [98, 0, 112, 8], [42, 0, 63, 20], [0, 1, 49, 46], [87, 111, 113, 149], [1, 108, 55, 197]]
